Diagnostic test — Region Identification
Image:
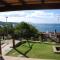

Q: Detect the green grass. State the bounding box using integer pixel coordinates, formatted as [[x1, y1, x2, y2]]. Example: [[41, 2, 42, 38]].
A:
[[6, 42, 60, 60]]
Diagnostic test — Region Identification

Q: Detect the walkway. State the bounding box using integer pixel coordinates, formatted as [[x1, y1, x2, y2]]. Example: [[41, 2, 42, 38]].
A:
[[1, 56, 55, 60], [1, 40, 20, 55]]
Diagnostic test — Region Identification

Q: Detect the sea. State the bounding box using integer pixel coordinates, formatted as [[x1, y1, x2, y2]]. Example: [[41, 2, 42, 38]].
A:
[[32, 24, 60, 32]]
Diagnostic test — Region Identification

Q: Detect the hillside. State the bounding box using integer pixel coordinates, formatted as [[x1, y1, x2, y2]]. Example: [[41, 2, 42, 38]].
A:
[[0, 21, 17, 26]]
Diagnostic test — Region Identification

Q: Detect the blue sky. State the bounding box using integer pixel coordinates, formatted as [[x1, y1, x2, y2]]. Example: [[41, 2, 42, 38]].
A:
[[0, 9, 60, 24]]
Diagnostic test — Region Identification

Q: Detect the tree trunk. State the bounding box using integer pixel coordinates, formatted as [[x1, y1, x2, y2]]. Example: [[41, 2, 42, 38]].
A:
[[2, 35, 4, 40], [13, 39, 15, 48], [0, 39, 2, 56]]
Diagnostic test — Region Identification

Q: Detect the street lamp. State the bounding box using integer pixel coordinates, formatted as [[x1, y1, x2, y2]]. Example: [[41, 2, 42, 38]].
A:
[[6, 17, 8, 23], [6, 17, 8, 39]]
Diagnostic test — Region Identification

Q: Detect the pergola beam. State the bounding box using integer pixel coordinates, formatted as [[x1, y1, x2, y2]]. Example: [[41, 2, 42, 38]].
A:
[[0, 0, 60, 12], [0, 3, 60, 12]]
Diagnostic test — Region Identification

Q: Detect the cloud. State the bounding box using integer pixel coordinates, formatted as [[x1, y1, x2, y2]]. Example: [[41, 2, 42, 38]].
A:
[[0, 10, 60, 23], [24, 10, 59, 23], [0, 11, 26, 17], [30, 10, 54, 18]]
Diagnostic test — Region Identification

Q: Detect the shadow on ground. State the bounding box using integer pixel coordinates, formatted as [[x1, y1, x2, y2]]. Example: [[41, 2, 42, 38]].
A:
[[15, 41, 26, 47], [14, 42, 34, 58]]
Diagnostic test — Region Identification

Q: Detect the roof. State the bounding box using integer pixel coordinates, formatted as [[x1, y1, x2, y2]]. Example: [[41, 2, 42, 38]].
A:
[[0, 0, 60, 12]]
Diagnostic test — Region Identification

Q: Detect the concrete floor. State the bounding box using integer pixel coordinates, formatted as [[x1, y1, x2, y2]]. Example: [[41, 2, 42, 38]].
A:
[[2, 56, 55, 60]]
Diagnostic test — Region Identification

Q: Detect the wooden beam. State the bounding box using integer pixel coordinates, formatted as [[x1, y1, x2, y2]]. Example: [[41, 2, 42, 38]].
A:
[[0, 3, 60, 12]]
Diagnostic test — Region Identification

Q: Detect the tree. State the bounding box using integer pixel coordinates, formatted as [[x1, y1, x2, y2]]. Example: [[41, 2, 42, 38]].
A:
[[3, 23, 16, 48], [3, 23, 15, 38], [7, 23, 16, 48], [15, 22, 39, 48], [15, 22, 38, 40], [0, 26, 3, 55]]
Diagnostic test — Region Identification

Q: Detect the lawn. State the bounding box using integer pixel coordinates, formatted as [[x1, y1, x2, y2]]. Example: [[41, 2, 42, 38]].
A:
[[6, 42, 60, 60]]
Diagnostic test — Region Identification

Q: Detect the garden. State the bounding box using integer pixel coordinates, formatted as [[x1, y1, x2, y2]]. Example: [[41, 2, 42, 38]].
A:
[[6, 41, 60, 60], [0, 22, 60, 60]]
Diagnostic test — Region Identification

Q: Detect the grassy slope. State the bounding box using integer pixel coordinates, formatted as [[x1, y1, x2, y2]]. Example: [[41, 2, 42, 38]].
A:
[[6, 42, 60, 60]]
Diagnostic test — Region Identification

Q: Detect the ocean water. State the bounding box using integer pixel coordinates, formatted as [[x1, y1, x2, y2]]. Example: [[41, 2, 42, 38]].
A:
[[33, 24, 60, 32]]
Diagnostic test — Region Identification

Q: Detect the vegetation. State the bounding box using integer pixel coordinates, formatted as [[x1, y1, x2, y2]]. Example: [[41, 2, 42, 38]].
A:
[[0, 22, 39, 48], [14, 22, 38, 39], [14, 22, 39, 48], [0, 23, 15, 39], [6, 42, 60, 60], [0, 22, 39, 39], [1, 21, 60, 60]]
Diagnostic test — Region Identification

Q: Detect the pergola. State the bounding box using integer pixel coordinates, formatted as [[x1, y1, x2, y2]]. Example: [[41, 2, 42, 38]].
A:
[[0, 0, 60, 12], [0, 0, 60, 57]]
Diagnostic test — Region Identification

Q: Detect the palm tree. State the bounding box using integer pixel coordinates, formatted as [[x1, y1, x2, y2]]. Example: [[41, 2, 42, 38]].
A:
[[3, 23, 16, 48], [8, 24, 16, 48]]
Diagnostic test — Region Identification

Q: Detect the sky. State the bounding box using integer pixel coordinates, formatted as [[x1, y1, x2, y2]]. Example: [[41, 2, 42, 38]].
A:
[[0, 9, 60, 24]]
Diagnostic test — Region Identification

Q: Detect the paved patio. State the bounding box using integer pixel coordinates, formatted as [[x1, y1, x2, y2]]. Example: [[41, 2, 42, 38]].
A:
[[2, 40, 20, 55], [1, 56, 55, 60]]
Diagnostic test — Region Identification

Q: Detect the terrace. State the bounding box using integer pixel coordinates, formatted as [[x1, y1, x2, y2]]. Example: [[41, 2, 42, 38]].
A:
[[0, 0, 60, 60]]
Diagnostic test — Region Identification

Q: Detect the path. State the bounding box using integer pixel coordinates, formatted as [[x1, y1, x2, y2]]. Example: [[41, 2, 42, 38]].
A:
[[1, 56, 55, 60], [1, 40, 20, 55]]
